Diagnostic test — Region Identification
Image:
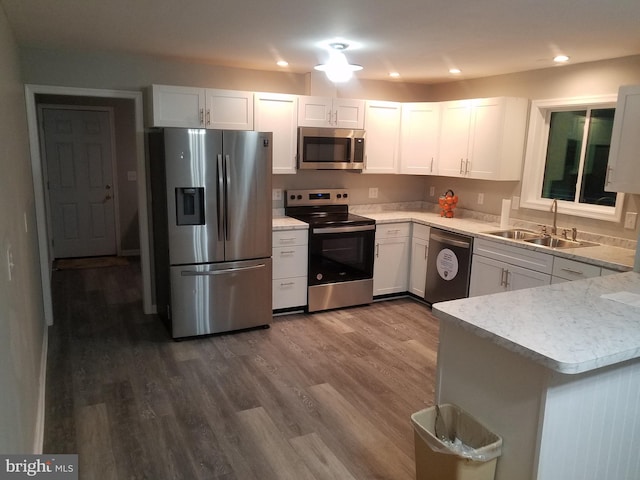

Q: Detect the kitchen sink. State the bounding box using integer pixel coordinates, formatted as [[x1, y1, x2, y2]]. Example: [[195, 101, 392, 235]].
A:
[[483, 229, 542, 240], [523, 236, 599, 249]]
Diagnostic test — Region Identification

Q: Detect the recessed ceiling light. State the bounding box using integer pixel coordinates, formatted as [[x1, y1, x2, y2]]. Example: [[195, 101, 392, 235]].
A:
[[553, 55, 570, 63], [276, 60, 289, 67], [449, 68, 461, 74], [389, 72, 400, 78]]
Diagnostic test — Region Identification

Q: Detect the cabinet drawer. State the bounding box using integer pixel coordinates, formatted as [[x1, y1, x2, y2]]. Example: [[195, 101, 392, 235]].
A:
[[273, 229, 308, 247], [552, 257, 601, 281], [273, 245, 308, 278], [376, 222, 411, 239], [273, 277, 307, 310], [412, 223, 431, 241], [474, 238, 553, 274]]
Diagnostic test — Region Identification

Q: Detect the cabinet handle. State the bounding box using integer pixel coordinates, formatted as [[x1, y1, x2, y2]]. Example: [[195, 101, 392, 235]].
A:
[[206, 109, 211, 126], [280, 282, 295, 287], [500, 268, 507, 287], [561, 267, 584, 276], [278, 238, 296, 243], [376, 243, 379, 258], [430, 158, 434, 173], [505, 269, 510, 289], [460, 159, 464, 175], [279, 250, 295, 255], [465, 159, 470, 175], [424, 245, 428, 260], [327, 111, 333, 124], [200, 108, 204, 125], [334, 111, 338, 125]]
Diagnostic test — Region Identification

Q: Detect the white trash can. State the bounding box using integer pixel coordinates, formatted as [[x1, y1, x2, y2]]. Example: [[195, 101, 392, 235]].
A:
[[411, 404, 502, 480]]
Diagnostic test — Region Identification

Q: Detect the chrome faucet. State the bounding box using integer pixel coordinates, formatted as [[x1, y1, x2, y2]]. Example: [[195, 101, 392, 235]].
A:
[[550, 199, 558, 235]]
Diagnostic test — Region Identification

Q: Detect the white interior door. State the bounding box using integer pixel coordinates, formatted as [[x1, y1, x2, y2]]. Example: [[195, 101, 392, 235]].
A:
[[42, 108, 117, 258]]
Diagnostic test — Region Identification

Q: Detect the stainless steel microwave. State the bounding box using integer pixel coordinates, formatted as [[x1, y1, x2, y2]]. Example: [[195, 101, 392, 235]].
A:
[[297, 127, 365, 170]]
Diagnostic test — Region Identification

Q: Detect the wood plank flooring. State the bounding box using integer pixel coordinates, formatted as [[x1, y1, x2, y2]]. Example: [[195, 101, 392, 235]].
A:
[[45, 259, 439, 479]]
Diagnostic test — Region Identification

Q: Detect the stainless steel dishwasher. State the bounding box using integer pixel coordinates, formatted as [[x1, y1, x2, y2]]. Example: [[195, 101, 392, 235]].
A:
[[424, 227, 473, 305]]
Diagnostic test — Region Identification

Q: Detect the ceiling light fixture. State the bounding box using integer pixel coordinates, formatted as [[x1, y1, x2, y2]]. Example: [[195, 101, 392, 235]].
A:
[[449, 68, 461, 74], [554, 55, 570, 63], [314, 42, 363, 83], [389, 72, 400, 78], [276, 60, 289, 67]]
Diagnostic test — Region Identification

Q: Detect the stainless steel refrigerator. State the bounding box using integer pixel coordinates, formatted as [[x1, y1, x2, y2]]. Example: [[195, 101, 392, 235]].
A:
[[149, 128, 273, 338]]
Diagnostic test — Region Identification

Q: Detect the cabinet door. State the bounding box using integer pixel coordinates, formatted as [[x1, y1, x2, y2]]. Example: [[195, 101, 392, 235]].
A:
[[205, 89, 253, 130], [255, 93, 298, 174], [467, 97, 528, 180], [507, 264, 551, 290], [469, 255, 507, 297], [151, 84, 205, 127], [298, 96, 334, 127], [409, 236, 429, 297], [467, 97, 505, 179], [400, 102, 440, 175], [364, 101, 401, 174], [438, 100, 472, 177], [334, 98, 365, 129], [606, 85, 640, 193], [373, 236, 410, 295]]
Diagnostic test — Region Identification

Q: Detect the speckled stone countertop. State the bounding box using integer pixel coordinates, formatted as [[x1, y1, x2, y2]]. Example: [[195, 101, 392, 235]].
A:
[[433, 271, 640, 374], [273, 206, 635, 270]]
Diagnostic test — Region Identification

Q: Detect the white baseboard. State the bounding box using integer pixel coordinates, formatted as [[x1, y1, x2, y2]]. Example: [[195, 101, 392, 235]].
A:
[[32, 327, 48, 454]]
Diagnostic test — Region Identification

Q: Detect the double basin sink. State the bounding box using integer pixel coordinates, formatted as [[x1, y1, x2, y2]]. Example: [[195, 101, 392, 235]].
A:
[[483, 229, 599, 249]]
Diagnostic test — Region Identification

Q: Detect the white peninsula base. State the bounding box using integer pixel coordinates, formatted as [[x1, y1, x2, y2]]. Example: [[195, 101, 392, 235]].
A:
[[436, 321, 640, 480]]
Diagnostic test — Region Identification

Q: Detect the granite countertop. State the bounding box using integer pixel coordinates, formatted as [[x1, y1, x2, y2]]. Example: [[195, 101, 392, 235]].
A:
[[273, 208, 635, 270], [353, 210, 635, 272], [433, 271, 640, 374]]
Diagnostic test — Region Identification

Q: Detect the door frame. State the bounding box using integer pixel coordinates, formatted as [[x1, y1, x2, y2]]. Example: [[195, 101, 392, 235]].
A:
[[25, 85, 154, 325], [38, 105, 121, 259]]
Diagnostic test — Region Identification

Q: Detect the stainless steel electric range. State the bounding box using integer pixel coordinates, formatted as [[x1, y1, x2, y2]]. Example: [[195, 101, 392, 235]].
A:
[[285, 189, 376, 312]]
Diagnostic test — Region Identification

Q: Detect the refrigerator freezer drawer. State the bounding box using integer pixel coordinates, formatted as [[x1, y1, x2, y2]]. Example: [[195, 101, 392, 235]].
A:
[[169, 258, 272, 338]]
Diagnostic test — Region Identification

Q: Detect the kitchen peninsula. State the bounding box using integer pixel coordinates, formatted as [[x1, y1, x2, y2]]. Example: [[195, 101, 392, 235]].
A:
[[433, 271, 640, 480]]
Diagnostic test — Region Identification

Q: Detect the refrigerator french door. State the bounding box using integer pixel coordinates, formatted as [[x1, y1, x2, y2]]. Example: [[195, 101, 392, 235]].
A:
[[149, 128, 273, 338]]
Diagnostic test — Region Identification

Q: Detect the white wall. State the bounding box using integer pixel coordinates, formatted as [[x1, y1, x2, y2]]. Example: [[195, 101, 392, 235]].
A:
[[0, 7, 47, 453]]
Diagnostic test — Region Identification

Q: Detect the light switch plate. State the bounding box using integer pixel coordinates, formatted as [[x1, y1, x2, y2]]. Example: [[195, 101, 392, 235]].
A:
[[624, 212, 637, 229], [273, 189, 282, 201], [477, 193, 484, 205], [369, 187, 379, 199], [429, 186, 435, 197]]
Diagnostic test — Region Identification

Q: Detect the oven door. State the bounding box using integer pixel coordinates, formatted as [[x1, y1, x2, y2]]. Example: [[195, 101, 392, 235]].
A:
[[308, 224, 375, 285]]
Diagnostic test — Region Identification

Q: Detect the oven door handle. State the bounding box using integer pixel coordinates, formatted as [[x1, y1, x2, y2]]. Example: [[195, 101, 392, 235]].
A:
[[313, 224, 376, 234]]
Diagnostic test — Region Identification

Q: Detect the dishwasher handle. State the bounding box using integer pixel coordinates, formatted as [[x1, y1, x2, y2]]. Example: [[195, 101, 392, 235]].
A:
[[430, 232, 472, 249]]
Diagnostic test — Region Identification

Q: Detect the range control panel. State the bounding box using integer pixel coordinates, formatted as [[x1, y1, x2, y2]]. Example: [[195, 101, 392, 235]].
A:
[[285, 189, 350, 207]]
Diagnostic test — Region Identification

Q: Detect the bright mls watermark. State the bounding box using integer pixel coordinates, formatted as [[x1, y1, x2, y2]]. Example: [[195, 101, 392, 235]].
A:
[[1, 455, 77, 479]]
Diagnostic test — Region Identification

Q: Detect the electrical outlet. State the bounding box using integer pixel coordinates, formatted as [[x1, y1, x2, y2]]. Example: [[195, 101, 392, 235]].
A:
[[512, 196, 520, 210], [272, 188, 282, 201], [624, 212, 637, 229], [429, 186, 435, 197], [477, 193, 484, 205], [369, 187, 379, 199]]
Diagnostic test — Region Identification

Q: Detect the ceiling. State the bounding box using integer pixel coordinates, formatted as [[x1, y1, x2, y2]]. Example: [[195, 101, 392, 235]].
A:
[[3, 0, 640, 84]]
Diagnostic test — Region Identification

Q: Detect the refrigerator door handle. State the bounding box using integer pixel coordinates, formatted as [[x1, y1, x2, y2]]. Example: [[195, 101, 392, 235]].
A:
[[180, 263, 267, 276], [224, 154, 231, 241], [216, 154, 224, 241]]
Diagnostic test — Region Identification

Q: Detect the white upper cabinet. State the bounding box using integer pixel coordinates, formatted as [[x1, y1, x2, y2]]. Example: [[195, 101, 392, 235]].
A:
[[363, 101, 401, 174], [400, 102, 440, 175], [150, 85, 253, 130], [254, 92, 298, 174], [439, 97, 529, 180], [151, 85, 205, 128], [298, 96, 365, 129], [605, 85, 640, 193]]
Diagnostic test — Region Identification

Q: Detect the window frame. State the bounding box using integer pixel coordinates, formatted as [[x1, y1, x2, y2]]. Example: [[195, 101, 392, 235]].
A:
[[521, 94, 624, 223]]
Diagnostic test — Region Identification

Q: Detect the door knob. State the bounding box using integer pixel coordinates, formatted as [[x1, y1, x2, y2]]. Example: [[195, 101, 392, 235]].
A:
[[105, 184, 112, 190]]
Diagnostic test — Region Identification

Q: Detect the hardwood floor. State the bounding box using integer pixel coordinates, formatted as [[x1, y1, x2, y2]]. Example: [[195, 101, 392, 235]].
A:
[[45, 260, 439, 479]]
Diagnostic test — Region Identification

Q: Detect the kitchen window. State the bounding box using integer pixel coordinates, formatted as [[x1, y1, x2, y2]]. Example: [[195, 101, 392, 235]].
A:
[[520, 95, 624, 222]]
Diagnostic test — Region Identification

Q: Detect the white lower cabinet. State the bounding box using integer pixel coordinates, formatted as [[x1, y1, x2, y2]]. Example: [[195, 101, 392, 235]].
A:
[[272, 229, 308, 310], [470, 238, 552, 296], [409, 223, 430, 298], [373, 223, 411, 296]]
